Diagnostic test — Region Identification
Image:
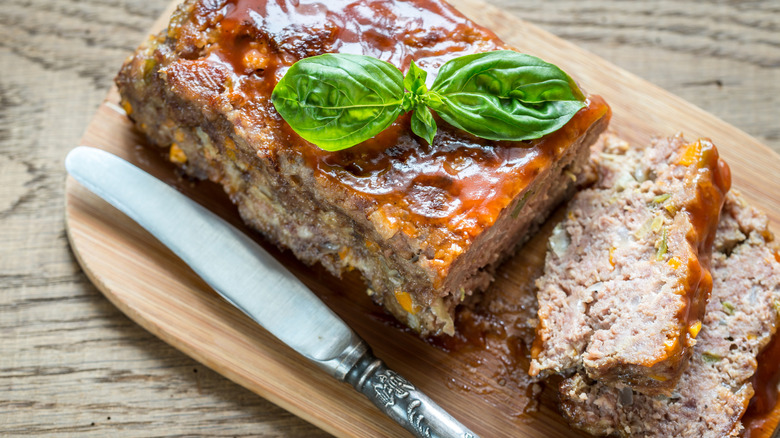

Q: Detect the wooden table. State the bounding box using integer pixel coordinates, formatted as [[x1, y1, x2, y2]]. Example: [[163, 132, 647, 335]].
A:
[[3, 0, 778, 435]]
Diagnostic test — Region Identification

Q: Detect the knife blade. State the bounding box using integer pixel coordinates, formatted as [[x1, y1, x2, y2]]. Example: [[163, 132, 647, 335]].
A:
[[65, 146, 478, 438]]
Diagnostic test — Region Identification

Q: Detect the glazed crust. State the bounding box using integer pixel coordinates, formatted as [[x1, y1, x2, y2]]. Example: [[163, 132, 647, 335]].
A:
[[116, 0, 610, 335]]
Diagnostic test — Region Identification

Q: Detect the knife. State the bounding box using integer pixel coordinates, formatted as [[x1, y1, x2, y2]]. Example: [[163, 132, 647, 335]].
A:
[[65, 146, 478, 438]]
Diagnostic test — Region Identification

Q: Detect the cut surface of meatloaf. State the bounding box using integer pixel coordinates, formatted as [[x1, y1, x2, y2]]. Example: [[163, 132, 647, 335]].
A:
[[529, 133, 730, 392], [558, 192, 780, 437], [115, 0, 610, 335]]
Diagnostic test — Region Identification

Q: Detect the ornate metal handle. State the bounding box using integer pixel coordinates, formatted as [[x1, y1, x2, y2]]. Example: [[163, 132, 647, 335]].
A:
[[325, 340, 479, 438]]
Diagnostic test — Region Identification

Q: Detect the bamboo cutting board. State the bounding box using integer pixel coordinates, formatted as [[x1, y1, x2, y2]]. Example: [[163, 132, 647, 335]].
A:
[[65, 0, 780, 436]]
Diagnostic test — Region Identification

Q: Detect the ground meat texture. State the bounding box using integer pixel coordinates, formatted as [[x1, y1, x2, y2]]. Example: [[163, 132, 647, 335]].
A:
[[115, 0, 610, 336], [558, 192, 780, 437], [529, 134, 731, 392]]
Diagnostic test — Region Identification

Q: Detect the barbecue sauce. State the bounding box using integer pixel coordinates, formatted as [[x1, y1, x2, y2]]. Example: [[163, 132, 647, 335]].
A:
[[743, 330, 780, 437], [165, 0, 610, 281]]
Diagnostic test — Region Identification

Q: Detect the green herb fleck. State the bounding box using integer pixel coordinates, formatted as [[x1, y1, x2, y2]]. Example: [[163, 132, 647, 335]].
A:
[[652, 193, 671, 204], [702, 352, 722, 363], [271, 51, 587, 151], [142, 58, 157, 78], [722, 301, 736, 315], [656, 228, 668, 261], [512, 190, 535, 219]]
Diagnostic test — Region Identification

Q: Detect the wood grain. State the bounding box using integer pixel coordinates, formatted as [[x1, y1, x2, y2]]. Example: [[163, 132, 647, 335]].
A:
[[68, 0, 780, 437], [2, 0, 779, 436]]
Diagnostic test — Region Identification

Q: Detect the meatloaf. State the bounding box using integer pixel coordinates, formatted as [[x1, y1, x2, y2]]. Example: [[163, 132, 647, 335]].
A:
[[529, 133, 730, 392], [558, 192, 780, 437], [115, 0, 610, 335]]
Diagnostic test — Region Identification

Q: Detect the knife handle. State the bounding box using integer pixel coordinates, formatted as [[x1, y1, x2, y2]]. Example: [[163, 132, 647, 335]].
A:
[[343, 345, 479, 438]]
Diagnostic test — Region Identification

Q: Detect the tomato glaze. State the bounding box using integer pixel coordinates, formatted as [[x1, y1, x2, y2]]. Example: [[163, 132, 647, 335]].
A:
[[166, 0, 609, 278]]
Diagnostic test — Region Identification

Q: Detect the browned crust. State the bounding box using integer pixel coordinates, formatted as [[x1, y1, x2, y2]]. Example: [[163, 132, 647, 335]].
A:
[[115, 0, 610, 335]]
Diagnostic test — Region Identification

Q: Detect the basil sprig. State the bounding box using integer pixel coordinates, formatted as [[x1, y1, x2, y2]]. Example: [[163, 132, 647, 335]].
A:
[[271, 50, 586, 151]]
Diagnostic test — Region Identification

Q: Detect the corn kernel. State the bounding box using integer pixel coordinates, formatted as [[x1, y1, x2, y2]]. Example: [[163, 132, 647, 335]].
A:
[[663, 336, 677, 351], [120, 100, 133, 116], [668, 257, 682, 270], [394, 291, 417, 315], [677, 140, 702, 166], [608, 247, 616, 267], [169, 143, 187, 164], [651, 216, 664, 232], [689, 321, 702, 338], [243, 49, 269, 71]]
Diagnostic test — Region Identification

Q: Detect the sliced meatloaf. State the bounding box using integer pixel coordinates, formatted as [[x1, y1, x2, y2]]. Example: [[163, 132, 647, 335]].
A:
[[558, 192, 780, 437], [115, 0, 610, 336], [529, 134, 730, 392]]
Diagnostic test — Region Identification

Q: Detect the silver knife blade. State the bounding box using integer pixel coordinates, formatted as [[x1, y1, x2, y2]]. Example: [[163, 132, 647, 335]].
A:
[[66, 146, 352, 363], [65, 146, 479, 438]]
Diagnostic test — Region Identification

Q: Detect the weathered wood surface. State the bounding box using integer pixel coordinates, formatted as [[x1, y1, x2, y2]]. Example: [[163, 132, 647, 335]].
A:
[[2, 0, 779, 436]]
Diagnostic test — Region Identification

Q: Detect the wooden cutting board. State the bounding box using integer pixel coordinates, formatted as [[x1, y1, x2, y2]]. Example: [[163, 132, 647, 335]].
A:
[[65, 0, 780, 436]]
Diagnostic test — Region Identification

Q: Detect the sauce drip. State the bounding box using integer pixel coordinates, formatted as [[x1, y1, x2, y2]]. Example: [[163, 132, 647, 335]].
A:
[[680, 139, 731, 348], [743, 329, 780, 437]]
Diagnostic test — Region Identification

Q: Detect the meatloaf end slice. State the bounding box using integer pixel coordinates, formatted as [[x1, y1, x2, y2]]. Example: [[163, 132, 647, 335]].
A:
[[115, 0, 611, 336], [529, 133, 731, 392], [558, 192, 780, 437]]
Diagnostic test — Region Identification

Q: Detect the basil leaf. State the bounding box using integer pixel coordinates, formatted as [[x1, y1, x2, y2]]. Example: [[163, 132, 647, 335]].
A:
[[271, 53, 405, 151], [411, 105, 437, 145], [271, 51, 589, 150], [403, 61, 438, 144], [430, 50, 586, 141], [404, 60, 428, 97]]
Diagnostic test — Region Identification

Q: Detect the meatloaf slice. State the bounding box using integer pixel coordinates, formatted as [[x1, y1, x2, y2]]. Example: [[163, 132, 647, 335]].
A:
[[115, 0, 610, 336], [529, 133, 730, 392], [558, 192, 780, 437]]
